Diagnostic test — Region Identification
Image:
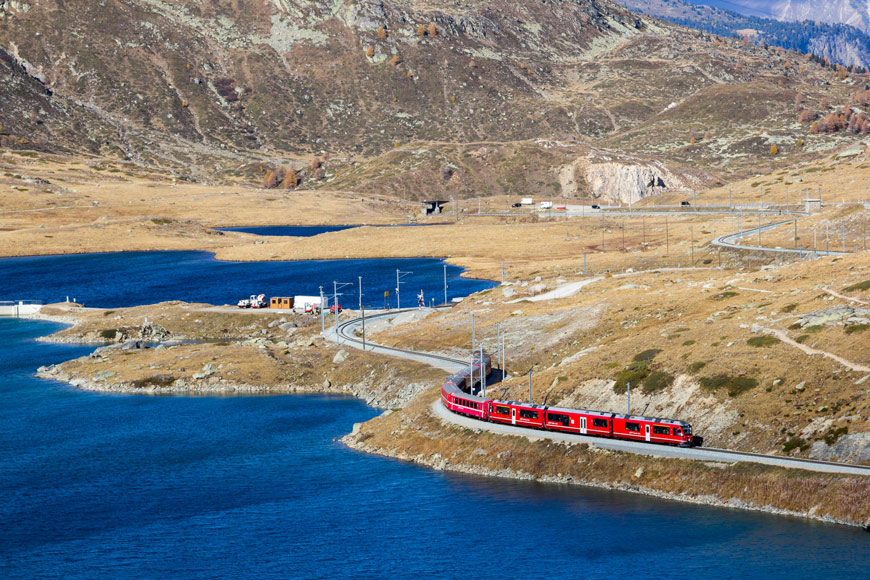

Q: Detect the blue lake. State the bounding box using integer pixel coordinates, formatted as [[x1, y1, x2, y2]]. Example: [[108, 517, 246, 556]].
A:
[[217, 225, 357, 236], [0, 252, 868, 578], [0, 251, 492, 309]]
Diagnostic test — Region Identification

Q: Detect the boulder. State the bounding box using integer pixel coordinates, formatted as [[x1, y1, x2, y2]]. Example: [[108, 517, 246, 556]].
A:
[[333, 349, 349, 364]]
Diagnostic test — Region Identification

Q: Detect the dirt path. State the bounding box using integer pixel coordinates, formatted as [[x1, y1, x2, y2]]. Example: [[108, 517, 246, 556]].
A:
[[762, 327, 870, 373]]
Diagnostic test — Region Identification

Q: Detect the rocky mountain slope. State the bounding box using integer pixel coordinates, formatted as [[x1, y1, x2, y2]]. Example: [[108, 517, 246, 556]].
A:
[[1, 0, 868, 199], [618, 0, 870, 68]]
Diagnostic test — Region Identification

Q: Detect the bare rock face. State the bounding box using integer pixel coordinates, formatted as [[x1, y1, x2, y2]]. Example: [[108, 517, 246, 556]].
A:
[[584, 160, 682, 205], [810, 432, 870, 464]]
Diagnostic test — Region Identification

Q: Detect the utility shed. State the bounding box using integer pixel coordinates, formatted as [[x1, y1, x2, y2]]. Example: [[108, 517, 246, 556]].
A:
[[805, 198, 822, 212], [421, 200, 449, 216]]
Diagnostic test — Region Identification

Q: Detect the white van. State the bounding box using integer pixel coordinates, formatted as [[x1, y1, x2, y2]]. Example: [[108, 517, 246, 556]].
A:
[[520, 197, 534, 206], [539, 201, 553, 209]]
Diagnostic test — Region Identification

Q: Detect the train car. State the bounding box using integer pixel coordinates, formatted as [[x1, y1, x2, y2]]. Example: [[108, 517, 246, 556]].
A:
[[543, 406, 613, 437], [611, 414, 694, 447], [488, 400, 546, 429], [441, 380, 488, 420]]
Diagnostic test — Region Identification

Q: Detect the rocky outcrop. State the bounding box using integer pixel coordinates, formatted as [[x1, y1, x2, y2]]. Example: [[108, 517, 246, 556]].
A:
[[811, 433, 870, 463], [583, 160, 683, 204]]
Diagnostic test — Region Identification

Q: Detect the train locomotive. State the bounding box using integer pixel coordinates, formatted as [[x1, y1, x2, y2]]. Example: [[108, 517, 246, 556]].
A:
[[441, 352, 698, 447]]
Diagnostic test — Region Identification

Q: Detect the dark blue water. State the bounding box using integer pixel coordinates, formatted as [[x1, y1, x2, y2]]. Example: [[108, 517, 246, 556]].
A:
[[0, 252, 492, 309], [218, 225, 356, 236], [0, 253, 868, 577], [218, 224, 444, 236]]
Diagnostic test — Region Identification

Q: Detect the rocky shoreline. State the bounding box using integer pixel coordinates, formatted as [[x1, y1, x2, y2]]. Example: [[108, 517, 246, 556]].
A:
[[342, 419, 865, 529]]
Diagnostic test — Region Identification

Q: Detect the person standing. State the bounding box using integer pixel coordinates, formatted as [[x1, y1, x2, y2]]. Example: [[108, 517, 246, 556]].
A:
[[417, 289, 425, 309]]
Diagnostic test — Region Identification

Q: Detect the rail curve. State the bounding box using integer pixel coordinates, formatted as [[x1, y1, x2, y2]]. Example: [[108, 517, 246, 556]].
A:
[[332, 309, 870, 475], [711, 219, 848, 256]]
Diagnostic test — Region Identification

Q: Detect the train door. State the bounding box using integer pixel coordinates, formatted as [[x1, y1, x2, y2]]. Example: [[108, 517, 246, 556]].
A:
[[580, 417, 587, 435], [644, 424, 651, 442], [511, 408, 516, 425]]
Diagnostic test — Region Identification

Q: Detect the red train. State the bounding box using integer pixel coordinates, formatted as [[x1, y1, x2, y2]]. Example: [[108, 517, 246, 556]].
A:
[[441, 354, 698, 447]]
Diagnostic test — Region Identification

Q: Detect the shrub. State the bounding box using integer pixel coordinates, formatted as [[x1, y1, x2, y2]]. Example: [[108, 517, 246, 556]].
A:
[[282, 169, 298, 189], [713, 291, 738, 300], [99, 329, 117, 340], [747, 336, 780, 347], [416, 25, 425, 36], [131, 374, 175, 388], [682, 340, 696, 346], [844, 280, 870, 292], [613, 362, 650, 394], [845, 324, 870, 334], [700, 375, 758, 397], [365, 46, 375, 58], [795, 334, 810, 344], [770, 144, 778, 155], [783, 437, 809, 453], [377, 26, 387, 39], [781, 304, 797, 313], [690, 361, 707, 373], [805, 325, 824, 333], [642, 371, 674, 394], [428, 23, 437, 36], [633, 349, 662, 362]]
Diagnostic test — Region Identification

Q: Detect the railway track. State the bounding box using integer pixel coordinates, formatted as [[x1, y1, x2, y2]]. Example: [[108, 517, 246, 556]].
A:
[[332, 311, 870, 476]]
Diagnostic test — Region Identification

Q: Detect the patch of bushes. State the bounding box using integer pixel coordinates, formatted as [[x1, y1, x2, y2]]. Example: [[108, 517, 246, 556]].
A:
[[781, 304, 797, 313], [690, 361, 707, 373], [844, 280, 870, 292], [713, 291, 739, 300], [682, 340, 696, 346], [845, 324, 870, 334], [613, 361, 650, 394], [822, 426, 849, 446], [795, 334, 810, 344], [642, 371, 674, 394], [633, 349, 662, 362], [747, 336, 780, 347], [103, 310, 115, 317], [99, 329, 116, 340], [130, 374, 174, 388], [700, 375, 758, 397], [783, 437, 809, 453], [805, 325, 825, 333]]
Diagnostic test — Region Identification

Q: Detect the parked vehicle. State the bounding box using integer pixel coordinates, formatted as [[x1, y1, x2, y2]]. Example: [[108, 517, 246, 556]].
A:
[[591, 204, 601, 209], [294, 295, 323, 314], [237, 294, 267, 309], [556, 206, 566, 210], [520, 197, 534, 205], [539, 201, 553, 210], [681, 201, 691, 206], [511, 202, 522, 208]]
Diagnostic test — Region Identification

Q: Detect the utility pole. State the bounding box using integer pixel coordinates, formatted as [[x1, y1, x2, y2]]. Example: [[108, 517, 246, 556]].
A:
[[583, 253, 587, 275], [665, 216, 671, 256], [501, 260, 505, 284], [359, 276, 365, 351], [627, 381, 631, 415], [333, 281, 353, 342], [480, 344, 486, 397], [471, 313, 476, 386], [729, 187, 732, 211], [396, 269, 412, 309], [786, 186, 789, 211], [528, 370, 533, 404], [622, 221, 625, 251], [794, 220, 798, 249], [757, 214, 762, 247], [843, 221, 847, 253], [443, 263, 448, 305], [642, 215, 646, 249], [690, 226, 694, 264], [319, 285, 325, 335], [478, 196, 481, 215]]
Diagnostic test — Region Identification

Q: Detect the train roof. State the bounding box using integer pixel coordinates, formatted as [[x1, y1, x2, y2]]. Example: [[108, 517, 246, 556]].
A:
[[545, 405, 613, 418], [491, 399, 547, 411], [612, 413, 690, 427]]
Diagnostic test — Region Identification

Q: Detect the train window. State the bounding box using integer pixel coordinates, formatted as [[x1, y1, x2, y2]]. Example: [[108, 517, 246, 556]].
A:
[[592, 418, 608, 428], [652, 425, 670, 435], [495, 405, 510, 415], [519, 409, 539, 420], [625, 422, 640, 432], [547, 413, 569, 426]]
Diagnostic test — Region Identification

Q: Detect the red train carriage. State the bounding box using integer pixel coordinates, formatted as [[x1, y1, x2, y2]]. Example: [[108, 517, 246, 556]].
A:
[[488, 400, 546, 429], [610, 414, 694, 447], [543, 406, 613, 437]]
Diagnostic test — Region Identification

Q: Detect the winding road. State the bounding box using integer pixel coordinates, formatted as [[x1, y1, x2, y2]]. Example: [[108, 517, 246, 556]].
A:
[[329, 309, 870, 476]]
